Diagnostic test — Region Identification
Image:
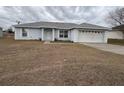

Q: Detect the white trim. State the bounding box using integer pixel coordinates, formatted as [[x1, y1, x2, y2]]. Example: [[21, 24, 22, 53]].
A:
[[58, 29, 69, 40], [58, 29, 59, 39], [41, 28, 44, 40], [52, 28, 55, 41]]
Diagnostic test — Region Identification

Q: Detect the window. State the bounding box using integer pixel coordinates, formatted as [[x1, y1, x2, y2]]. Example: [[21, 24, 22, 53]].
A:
[[22, 28, 27, 37], [59, 30, 68, 38], [60, 30, 64, 38], [64, 31, 68, 38]]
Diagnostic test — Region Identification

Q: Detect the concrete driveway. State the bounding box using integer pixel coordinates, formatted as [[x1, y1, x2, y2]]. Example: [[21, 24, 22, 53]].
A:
[[82, 43, 124, 55]]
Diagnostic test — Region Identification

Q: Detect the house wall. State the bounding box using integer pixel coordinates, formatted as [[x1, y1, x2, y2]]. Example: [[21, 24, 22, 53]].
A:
[[54, 29, 58, 39], [43, 30, 52, 41], [70, 29, 79, 42], [15, 28, 72, 41], [105, 31, 124, 40], [14, 27, 116, 43], [14, 28, 42, 40], [104, 31, 109, 43]]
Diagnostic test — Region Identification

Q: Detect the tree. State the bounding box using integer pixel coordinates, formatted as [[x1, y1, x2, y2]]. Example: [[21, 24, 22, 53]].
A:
[[107, 8, 124, 26], [7, 28, 13, 33]]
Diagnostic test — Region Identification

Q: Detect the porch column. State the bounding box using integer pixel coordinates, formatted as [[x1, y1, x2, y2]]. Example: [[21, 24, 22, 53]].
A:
[[52, 28, 55, 41], [58, 29, 60, 39], [41, 28, 44, 41]]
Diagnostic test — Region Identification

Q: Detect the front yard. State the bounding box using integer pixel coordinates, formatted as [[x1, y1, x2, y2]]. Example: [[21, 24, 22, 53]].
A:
[[0, 38, 124, 85]]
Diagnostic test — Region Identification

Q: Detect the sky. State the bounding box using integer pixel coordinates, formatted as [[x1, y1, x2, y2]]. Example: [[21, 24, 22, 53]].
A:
[[0, 6, 121, 29]]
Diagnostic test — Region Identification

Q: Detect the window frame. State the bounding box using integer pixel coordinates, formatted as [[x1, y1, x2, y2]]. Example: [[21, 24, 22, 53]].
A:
[[22, 28, 27, 37], [59, 30, 68, 38]]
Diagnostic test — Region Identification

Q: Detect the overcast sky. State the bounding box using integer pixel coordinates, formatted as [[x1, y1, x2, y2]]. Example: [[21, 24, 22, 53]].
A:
[[0, 6, 121, 28]]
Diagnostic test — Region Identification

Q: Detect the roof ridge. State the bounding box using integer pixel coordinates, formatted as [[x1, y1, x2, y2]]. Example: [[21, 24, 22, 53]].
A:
[[80, 22, 102, 26], [17, 21, 78, 25], [38, 21, 78, 24], [80, 22, 108, 28]]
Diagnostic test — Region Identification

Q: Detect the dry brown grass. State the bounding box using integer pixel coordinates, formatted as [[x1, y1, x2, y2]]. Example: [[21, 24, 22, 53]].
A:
[[0, 38, 124, 85]]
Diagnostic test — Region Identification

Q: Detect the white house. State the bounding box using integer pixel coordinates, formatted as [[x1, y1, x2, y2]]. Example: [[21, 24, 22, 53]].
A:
[[105, 30, 124, 40], [13, 21, 111, 43]]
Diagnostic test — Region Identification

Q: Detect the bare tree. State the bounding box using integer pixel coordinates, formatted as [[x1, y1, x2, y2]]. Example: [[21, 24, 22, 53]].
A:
[[107, 8, 124, 26], [107, 8, 124, 39]]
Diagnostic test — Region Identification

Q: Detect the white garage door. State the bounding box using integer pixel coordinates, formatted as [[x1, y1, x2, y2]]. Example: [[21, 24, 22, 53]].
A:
[[78, 31, 104, 43]]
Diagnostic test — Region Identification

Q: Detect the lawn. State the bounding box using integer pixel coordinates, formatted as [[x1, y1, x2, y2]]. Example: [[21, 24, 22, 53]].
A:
[[0, 38, 124, 85]]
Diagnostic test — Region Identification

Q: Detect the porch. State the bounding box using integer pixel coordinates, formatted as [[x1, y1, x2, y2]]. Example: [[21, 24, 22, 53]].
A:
[[41, 28, 71, 41]]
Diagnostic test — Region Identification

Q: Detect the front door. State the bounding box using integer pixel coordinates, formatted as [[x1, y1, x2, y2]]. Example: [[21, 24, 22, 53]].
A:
[[44, 28, 52, 41], [46, 31, 52, 40]]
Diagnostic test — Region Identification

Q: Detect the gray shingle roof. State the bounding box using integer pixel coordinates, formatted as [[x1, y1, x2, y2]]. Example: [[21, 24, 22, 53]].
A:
[[13, 21, 109, 30], [77, 23, 109, 30], [112, 25, 124, 31], [13, 21, 78, 29]]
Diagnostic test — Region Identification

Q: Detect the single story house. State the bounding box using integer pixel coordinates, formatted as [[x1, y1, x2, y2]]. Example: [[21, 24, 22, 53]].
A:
[[0, 27, 3, 38], [13, 21, 111, 43]]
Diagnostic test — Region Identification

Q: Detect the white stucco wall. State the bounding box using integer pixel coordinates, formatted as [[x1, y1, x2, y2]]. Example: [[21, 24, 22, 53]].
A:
[[105, 31, 123, 40], [15, 28, 42, 40], [54, 29, 58, 39], [43, 30, 52, 41], [70, 29, 79, 42]]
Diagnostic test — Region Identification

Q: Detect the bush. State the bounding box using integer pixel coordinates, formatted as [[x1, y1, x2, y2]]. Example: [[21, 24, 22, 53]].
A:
[[108, 39, 124, 45]]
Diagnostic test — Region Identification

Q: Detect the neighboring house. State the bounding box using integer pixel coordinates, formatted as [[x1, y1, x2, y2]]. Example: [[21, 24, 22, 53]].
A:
[[0, 27, 3, 38], [13, 21, 110, 43], [110, 25, 124, 39]]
